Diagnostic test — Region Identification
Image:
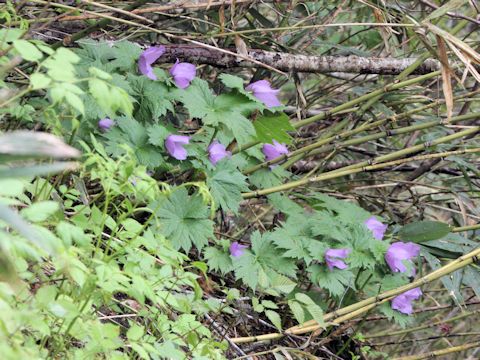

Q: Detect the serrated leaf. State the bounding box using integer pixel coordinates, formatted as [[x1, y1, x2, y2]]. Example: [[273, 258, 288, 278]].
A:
[[21, 201, 59, 222], [253, 112, 294, 144], [219, 74, 245, 90], [265, 310, 282, 331], [399, 221, 451, 243], [14, 40, 43, 61], [207, 163, 248, 214], [288, 300, 305, 324], [30, 73, 51, 90], [147, 124, 170, 147], [153, 188, 214, 251], [204, 247, 233, 274], [308, 264, 354, 297], [306, 304, 325, 328]]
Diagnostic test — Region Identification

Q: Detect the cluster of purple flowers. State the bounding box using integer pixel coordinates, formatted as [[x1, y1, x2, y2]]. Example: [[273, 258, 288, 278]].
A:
[[230, 217, 422, 315], [100, 46, 423, 315], [98, 46, 285, 166]]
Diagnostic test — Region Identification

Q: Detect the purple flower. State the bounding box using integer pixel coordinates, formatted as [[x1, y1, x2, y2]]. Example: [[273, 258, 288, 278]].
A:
[[391, 288, 422, 315], [325, 248, 351, 271], [165, 134, 190, 160], [138, 45, 166, 80], [169, 60, 196, 89], [364, 217, 388, 240], [385, 242, 421, 276], [208, 140, 231, 165], [230, 242, 248, 257], [245, 80, 281, 108], [98, 117, 114, 131], [262, 140, 288, 163]]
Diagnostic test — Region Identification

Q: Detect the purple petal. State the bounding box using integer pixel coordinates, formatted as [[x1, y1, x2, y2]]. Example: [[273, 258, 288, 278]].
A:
[[391, 288, 422, 315], [230, 241, 248, 257], [98, 117, 114, 131], [170, 60, 196, 89], [208, 140, 231, 166], [138, 46, 166, 80], [262, 140, 289, 162], [385, 242, 420, 276], [245, 80, 281, 108], [325, 248, 351, 271], [165, 134, 190, 160], [364, 216, 388, 240]]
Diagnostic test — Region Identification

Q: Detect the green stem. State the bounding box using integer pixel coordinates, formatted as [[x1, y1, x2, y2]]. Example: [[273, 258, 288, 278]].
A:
[[365, 310, 479, 339], [244, 109, 480, 174], [234, 71, 441, 154], [242, 128, 480, 198]]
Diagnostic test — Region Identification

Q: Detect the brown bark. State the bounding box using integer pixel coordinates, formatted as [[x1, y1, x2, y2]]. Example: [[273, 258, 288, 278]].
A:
[[157, 45, 441, 75]]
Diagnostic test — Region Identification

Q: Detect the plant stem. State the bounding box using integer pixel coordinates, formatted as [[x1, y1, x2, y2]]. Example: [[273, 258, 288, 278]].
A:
[[392, 341, 480, 360], [242, 129, 480, 198], [230, 244, 480, 343], [234, 71, 441, 154]]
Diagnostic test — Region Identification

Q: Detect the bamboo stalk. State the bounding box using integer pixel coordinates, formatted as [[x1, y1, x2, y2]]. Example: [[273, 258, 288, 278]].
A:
[[233, 71, 441, 154], [242, 127, 480, 198], [243, 110, 480, 174], [230, 246, 480, 343], [392, 341, 480, 360], [365, 310, 480, 339]]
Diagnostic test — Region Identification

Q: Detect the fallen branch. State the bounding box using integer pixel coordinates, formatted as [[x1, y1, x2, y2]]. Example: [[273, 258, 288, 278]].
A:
[[158, 45, 440, 75]]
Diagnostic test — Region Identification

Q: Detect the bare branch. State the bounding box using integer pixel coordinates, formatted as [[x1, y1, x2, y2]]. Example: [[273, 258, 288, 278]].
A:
[[157, 45, 440, 75]]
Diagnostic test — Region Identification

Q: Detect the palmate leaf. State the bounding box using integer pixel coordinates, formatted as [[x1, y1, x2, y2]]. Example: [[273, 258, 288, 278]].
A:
[[307, 264, 354, 297], [253, 112, 294, 145], [129, 75, 175, 122], [178, 79, 257, 145], [103, 117, 164, 168], [269, 214, 316, 264], [203, 246, 233, 274], [233, 231, 297, 291], [152, 188, 214, 251], [206, 162, 248, 214], [310, 193, 371, 223]]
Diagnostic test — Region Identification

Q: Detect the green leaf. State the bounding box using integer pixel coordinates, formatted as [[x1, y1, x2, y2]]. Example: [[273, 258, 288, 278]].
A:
[[13, 40, 43, 61], [423, 251, 463, 304], [270, 215, 315, 263], [0, 203, 53, 252], [288, 300, 305, 324], [265, 310, 282, 331], [254, 112, 294, 144], [65, 92, 85, 114], [233, 231, 297, 291], [207, 163, 248, 214], [153, 188, 214, 251], [204, 246, 233, 274], [308, 264, 354, 297], [147, 124, 170, 147], [30, 73, 51, 90], [127, 324, 144, 341], [463, 266, 480, 299], [219, 74, 245, 90], [21, 201, 60, 222], [178, 78, 215, 119], [423, 0, 467, 22], [399, 221, 451, 243], [222, 113, 256, 145], [130, 75, 174, 121], [179, 79, 257, 145], [110, 41, 143, 70]]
